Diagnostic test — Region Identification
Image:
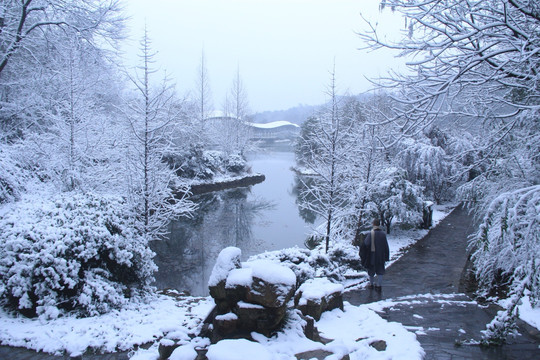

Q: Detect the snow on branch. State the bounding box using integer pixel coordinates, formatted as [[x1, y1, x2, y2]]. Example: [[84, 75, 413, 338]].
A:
[[471, 185, 540, 305]]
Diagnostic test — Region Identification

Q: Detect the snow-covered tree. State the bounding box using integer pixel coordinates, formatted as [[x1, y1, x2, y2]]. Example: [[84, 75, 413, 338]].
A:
[[123, 28, 195, 240], [194, 49, 213, 142], [27, 32, 123, 192], [0, 0, 124, 79], [295, 69, 358, 252], [221, 67, 252, 155], [396, 138, 454, 204], [0, 142, 35, 203], [366, 167, 424, 234], [0, 0, 126, 196], [361, 0, 539, 137], [348, 93, 395, 239], [472, 185, 540, 302], [364, 0, 540, 338]]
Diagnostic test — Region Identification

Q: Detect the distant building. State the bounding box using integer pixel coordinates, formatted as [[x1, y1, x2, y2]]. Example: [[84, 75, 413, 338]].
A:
[[247, 121, 300, 141], [204, 112, 300, 142]]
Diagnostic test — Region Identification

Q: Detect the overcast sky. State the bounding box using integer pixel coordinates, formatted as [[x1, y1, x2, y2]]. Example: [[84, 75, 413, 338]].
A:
[[122, 0, 404, 113]]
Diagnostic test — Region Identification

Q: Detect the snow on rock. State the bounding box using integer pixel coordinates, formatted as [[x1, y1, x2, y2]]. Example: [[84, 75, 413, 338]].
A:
[[132, 299, 425, 360], [225, 268, 253, 288], [208, 247, 242, 287], [169, 344, 198, 360], [237, 301, 264, 309], [206, 250, 299, 341], [296, 277, 344, 306], [245, 259, 296, 286], [294, 277, 344, 321], [206, 339, 273, 360], [243, 259, 297, 309], [215, 312, 238, 321]]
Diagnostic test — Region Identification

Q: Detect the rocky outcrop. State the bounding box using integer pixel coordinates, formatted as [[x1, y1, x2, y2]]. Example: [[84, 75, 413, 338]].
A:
[[194, 247, 348, 359], [205, 247, 296, 342], [294, 277, 344, 321]]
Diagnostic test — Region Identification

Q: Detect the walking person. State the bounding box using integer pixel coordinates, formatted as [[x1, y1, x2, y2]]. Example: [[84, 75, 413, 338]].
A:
[[360, 219, 390, 289]]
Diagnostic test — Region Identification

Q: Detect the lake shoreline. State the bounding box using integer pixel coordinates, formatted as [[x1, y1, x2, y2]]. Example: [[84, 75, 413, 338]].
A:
[[186, 173, 266, 195]]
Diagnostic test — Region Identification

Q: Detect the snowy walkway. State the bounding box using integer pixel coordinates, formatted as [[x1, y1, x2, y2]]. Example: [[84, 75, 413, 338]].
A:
[[344, 205, 540, 359]]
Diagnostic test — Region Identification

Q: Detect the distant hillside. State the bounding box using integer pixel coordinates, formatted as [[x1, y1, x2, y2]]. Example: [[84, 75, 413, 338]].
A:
[[251, 104, 318, 125], [252, 94, 376, 125]]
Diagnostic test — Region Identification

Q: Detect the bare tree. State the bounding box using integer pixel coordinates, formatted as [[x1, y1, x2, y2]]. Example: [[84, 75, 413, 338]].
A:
[[194, 49, 213, 141], [124, 27, 195, 240], [296, 68, 357, 252], [223, 66, 251, 155]]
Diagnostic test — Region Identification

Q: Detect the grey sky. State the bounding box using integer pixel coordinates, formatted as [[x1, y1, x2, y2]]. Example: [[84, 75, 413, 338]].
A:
[[123, 0, 404, 113]]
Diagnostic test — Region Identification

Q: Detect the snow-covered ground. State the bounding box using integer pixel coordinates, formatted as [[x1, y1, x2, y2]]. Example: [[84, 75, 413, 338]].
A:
[[1, 204, 537, 359], [0, 292, 214, 357], [131, 302, 424, 360]]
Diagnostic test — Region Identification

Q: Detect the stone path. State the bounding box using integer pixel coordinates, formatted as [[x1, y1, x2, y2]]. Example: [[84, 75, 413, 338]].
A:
[[344, 205, 540, 359]]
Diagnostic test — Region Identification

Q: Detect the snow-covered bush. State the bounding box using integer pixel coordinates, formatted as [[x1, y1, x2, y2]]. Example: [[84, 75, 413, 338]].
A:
[[367, 167, 424, 233], [225, 154, 247, 174], [249, 245, 361, 286], [164, 147, 248, 180], [203, 150, 226, 173], [470, 185, 540, 307], [0, 148, 25, 203], [397, 138, 456, 203], [164, 146, 218, 180], [0, 191, 156, 319], [327, 242, 363, 273]]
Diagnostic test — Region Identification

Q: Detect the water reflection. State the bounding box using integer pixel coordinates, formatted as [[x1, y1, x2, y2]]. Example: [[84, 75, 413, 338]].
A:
[[151, 149, 315, 297], [151, 188, 274, 296], [291, 173, 319, 225]]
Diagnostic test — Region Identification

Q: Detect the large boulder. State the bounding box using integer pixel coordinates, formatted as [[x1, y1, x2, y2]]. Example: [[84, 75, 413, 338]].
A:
[[206, 249, 298, 342], [245, 260, 296, 308], [294, 277, 344, 321], [235, 301, 287, 336]]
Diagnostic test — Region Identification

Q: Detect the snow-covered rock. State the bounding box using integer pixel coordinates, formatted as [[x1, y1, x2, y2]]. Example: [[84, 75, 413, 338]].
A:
[[245, 260, 296, 309], [208, 247, 242, 288], [294, 277, 344, 321], [206, 247, 298, 342]]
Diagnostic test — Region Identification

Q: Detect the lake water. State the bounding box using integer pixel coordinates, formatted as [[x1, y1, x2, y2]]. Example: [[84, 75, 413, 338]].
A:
[[151, 148, 313, 296]]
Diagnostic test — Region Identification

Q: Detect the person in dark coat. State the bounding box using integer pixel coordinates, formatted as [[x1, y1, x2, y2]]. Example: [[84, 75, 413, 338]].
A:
[[360, 219, 390, 288]]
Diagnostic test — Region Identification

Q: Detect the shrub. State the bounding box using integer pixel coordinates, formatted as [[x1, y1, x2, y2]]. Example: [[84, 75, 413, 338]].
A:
[[225, 154, 247, 173], [249, 244, 361, 287], [0, 191, 156, 319]]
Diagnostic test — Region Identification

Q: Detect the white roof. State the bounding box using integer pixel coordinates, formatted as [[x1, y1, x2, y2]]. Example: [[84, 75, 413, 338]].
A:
[[248, 121, 299, 129]]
